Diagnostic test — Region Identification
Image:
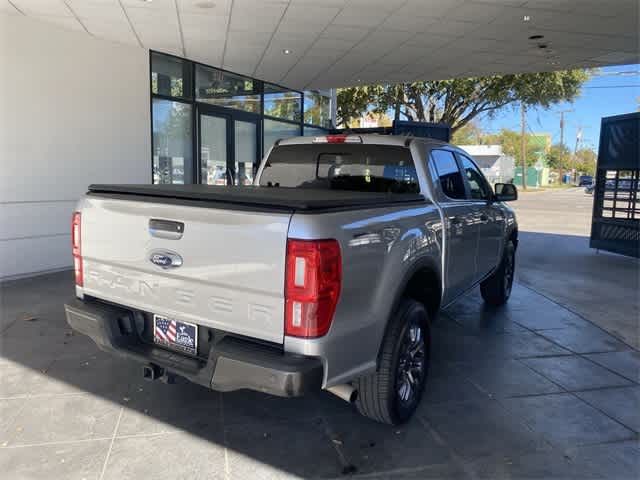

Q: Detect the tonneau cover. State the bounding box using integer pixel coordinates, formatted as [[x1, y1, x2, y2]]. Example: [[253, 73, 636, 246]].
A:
[[88, 184, 425, 211]]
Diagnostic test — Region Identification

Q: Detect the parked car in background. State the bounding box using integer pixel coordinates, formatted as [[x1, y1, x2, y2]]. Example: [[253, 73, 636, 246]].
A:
[[65, 135, 519, 425], [585, 182, 595, 194], [578, 175, 593, 186]]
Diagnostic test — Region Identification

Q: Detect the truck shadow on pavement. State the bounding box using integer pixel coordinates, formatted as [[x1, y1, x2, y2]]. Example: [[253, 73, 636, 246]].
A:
[[0, 270, 638, 479]]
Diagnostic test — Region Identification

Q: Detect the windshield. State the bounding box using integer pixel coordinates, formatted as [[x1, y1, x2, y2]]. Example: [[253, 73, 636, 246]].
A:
[[259, 144, 419, 194]]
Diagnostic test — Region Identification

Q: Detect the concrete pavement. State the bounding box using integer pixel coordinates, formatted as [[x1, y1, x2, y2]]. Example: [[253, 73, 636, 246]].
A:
[[512, 188, 639, 349], [1, 270, 638, 479]]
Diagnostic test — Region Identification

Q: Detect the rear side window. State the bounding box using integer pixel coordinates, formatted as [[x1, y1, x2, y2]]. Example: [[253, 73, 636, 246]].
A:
[[431, 149, 466, 199], [259, 144, 419, 193], [459, 155, 492, 200]]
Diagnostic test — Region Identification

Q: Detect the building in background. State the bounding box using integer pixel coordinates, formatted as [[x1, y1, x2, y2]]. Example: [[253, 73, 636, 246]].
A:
[[459, 145, 515, 185]]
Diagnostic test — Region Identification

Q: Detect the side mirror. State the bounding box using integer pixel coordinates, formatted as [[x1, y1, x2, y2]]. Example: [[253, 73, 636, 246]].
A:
[[494, 183, 518, 202]]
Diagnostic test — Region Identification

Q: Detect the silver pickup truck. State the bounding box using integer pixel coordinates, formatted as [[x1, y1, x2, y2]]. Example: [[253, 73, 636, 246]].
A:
[[65, 134, 518, 424]]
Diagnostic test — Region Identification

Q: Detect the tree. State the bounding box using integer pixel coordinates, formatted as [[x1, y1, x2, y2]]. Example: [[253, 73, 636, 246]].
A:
[[574, 148, 597, 175], [336, 85, 382, 126], [264, 92, 302, 121], [337, 70, 591, 132], [451, 120, 483, 145], [546, 143, 572, 169]]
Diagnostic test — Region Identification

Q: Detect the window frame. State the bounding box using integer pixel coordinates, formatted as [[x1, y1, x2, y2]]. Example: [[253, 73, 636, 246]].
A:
[[429, 148, 470, 202], [455, 152, 494, 202]]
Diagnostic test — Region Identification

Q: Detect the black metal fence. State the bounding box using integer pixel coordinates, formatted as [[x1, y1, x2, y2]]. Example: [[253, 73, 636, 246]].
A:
[[590, 113, 640, 258]]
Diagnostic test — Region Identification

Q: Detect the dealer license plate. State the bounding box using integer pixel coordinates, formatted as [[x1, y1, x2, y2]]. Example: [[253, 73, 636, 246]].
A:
[[153, 314, 198, 356]]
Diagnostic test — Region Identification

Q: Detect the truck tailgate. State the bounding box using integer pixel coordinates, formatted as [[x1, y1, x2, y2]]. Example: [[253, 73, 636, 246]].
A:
[[79, 196, 291, 344]]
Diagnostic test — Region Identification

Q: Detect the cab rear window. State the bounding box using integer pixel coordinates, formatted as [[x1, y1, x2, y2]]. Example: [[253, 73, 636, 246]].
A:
[[259, 144, 419, 194]]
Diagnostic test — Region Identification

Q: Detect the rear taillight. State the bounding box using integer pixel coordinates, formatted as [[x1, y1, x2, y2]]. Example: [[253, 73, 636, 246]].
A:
[[285, 239, 341, 338], [71, 212, 83, 286]]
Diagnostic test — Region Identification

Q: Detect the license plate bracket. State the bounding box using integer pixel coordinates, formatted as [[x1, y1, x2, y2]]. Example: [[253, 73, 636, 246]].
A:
[[153, 314, 198, 356]]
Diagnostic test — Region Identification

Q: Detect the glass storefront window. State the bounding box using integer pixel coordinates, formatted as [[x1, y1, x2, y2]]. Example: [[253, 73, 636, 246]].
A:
[[304, 126, 328, 137], [195, 65, 260, 114], [152, 99, 193, 184], [304, 90, 331, 128], [151, 52, 191, 99], [234, 120, 257, 185], [264, 84, 302, 122], [264, 119, 301, 155], [150, 52, 333, 186]]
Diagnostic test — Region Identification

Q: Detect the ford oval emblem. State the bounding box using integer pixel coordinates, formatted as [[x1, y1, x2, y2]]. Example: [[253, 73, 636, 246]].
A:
[[149, 250, 183, 269]]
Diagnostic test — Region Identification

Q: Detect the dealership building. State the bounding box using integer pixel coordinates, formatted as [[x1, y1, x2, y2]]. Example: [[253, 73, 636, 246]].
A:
[[1, 0, 637, 279]]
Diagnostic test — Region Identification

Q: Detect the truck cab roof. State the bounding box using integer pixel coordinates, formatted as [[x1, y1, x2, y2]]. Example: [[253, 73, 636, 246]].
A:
[[276, 134, 448, 149]]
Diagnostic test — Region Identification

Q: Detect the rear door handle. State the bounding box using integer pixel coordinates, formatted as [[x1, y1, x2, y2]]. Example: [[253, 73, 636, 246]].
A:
[[149, 219, 184, 240], [450, 216, 462, 226]]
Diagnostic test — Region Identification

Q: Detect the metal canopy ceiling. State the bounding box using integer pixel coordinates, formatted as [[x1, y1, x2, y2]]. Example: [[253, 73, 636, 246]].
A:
[[3, 0, 638, 89]]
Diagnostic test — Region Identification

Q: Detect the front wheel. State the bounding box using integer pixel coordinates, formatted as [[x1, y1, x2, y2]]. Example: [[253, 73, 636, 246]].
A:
[[480, 240, 516, 306], [355, 299, 430, 425]]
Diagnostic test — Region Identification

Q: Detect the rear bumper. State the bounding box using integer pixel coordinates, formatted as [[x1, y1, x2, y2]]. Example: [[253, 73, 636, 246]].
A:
[[64, 298, 323, 397]]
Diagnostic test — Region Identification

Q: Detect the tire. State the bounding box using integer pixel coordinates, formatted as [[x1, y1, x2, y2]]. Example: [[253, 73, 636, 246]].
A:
[[480, 240, 516, 306], [355, 299, 430, 425]]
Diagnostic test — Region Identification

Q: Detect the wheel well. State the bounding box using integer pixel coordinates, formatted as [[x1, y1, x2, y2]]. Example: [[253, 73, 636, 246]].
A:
[[509, 228, 519, 249], [403, 267, 441, 319]]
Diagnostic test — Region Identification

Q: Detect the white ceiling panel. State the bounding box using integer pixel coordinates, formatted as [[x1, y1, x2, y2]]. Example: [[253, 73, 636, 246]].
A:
[[1, 1, 19, 14], [276, 19, 330, 36], [9, 0, 639, 89], [184, 40, 225, 66], [229, 0, 287, 32], [32, 14, 85, 32], [311, 36, 358, 53], [347, 0, 406, 12], [446, 2, 505, 23], [423, 19, 483, 37], [281, 4, 339, 23], [405, 32, 460, 49], [381, 12, 439, 33], [395, 0, 466, 19], [81, 18, 139, 46], [332, 6, 389, 28], [11, 0, 70, 17], [178, 0, 232, 16], [125, 6, 177, 26], [223, 42, 265, 74], [320, 24, 369, 42], [290, 0, 346, 6]]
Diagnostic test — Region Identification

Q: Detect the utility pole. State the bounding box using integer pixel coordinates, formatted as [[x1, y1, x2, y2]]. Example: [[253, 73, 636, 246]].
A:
[[556, 109, 574, 182], [557, 109, 574, 146], [520, 102, 527, 190]]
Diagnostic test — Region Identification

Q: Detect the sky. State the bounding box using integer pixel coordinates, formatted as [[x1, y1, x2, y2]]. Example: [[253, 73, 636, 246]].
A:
[[480, 64, 640, 152]]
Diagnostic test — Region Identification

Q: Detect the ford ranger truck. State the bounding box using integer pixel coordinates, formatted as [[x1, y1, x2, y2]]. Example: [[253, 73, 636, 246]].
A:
[[64, 134, 518, 425]]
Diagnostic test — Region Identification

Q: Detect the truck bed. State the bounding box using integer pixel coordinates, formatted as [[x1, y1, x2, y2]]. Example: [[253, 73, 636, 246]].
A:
[[88, 184, 425, 212]]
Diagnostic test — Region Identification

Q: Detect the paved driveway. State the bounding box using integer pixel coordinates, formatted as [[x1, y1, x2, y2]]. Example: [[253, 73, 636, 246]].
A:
[[512, 188, 640, 348], [1, 270, 638, 479]]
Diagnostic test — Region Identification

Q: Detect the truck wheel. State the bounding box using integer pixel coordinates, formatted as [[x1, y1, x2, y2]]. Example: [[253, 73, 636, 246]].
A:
[[355, 299, 430, 425], [480, 240, 516, 306]]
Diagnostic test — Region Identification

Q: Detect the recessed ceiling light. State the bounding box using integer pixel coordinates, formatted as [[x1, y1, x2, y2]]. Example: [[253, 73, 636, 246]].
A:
[[528, 34, 544, 40], [523, 15, 531, 22], [282, 49, 292, 55]]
